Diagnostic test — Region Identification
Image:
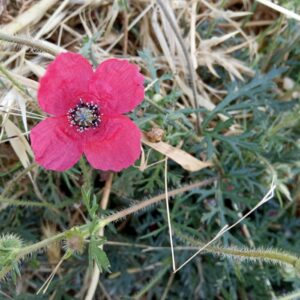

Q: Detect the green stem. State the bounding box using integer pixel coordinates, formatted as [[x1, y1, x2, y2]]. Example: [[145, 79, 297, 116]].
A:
[[79, 157, 92, 191], [19, 232, 67, 258], [0, 196, 55, 209], [0, 179, 216, 279], [101, 177, 217, 226], [175, 229, 300, 272], [209, 245, 298, 267], [0, 231, 67, 280]]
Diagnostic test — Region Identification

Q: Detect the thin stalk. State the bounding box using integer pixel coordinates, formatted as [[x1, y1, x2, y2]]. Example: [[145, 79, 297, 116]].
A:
[[101, 177, 217, 225], [0, 231, 67, 279], [175, 229, 300, 271], [210, 245, 298, 267], [84, 173, 113, 300], [18, 232, 66, 258], [0, 197, 55, 209], [0, 32, 61, 56], [0, 178, 216, 279]]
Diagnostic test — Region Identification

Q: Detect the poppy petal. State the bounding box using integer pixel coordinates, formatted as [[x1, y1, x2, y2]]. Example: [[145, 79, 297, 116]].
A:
[[30, 116, 82, 171], [38, 52, 93, 116], [89, 59, 144, 114], [84, 115, 141, 171]]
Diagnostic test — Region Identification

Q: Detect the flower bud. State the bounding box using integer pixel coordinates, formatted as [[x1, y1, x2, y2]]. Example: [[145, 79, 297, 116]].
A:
[[65, 229, 85, 254]]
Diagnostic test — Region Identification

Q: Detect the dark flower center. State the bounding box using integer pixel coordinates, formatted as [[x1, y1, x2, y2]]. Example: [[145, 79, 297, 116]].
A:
[[67, 99, 101, 132]]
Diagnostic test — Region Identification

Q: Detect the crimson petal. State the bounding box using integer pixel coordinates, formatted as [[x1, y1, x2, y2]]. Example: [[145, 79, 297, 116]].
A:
[[89, 59, 144, 115], [30, 116, 83, 171], [38, 52, 93, 116], [84, 115, 142, 171]]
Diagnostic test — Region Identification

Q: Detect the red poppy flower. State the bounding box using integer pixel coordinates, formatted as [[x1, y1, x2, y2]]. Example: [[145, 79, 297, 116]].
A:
[[30, 53, 144, 172]]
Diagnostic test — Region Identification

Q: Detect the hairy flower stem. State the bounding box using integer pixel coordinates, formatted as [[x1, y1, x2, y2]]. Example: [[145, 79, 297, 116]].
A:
[[0, 231, 67, 279], [79, 157, 92, 191], [0, 178, 217, 280], [84, 172, 114, 300], [100, 177, 218, 225], [9, 177, 298, 279], [0, 32, 61, 56], [175, 230, 300, 272], [0, 197, 55, 209], [208, 245, 299, 267], [18, 232, 66, 258]]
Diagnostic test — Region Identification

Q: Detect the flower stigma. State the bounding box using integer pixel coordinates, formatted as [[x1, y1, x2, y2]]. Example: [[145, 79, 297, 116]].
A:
[[67, 99, 101, 132]]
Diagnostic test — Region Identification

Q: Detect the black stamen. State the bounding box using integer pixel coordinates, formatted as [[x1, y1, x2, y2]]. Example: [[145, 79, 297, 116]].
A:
[[67, 98, 101, 132]]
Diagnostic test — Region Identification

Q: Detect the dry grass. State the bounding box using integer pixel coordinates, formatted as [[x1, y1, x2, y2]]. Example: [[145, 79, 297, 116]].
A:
[[0, 0, 300, 298]]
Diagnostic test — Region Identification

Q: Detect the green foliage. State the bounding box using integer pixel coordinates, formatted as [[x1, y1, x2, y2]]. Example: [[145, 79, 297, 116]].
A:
[[81, 182, 111, 273], [0, 234, 23, 280], [89, 237, 111, 273]]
